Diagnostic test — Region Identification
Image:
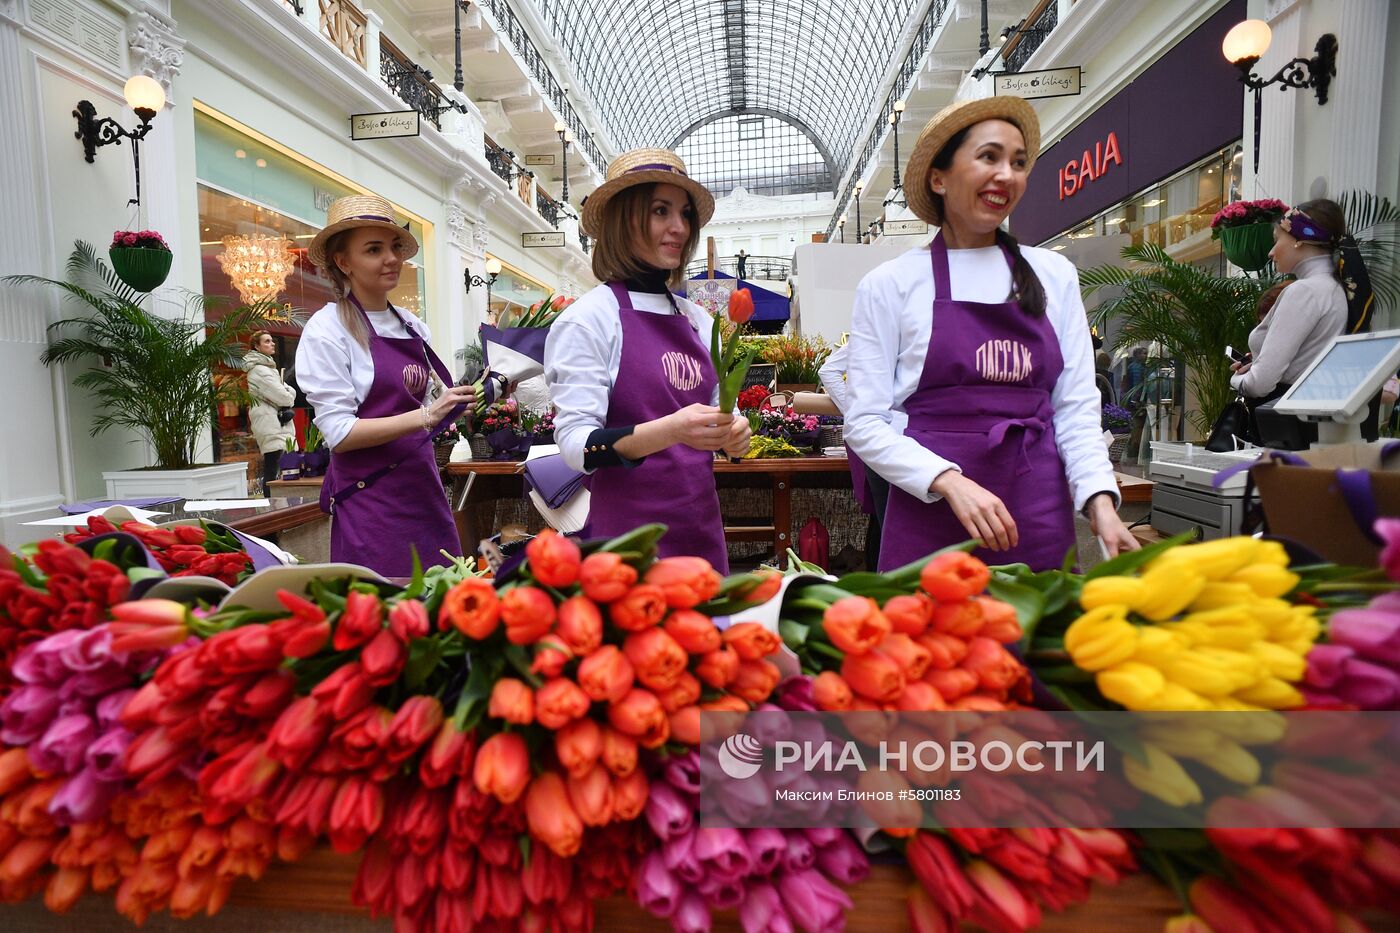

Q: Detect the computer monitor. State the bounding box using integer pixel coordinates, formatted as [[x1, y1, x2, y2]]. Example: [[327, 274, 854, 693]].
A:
[[1273, 329, 1400, 445]]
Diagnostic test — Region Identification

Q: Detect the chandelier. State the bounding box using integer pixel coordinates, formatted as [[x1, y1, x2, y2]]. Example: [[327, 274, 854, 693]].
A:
[[217, 234, 296, 306]]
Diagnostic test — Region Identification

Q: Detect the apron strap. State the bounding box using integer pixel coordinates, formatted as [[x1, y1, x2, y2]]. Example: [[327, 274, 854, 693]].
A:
[[608, 281, 633, 310], [928, 232, 1019, 299]]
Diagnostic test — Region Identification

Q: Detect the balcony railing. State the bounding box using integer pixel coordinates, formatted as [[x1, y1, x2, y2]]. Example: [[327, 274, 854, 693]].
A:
[[319, 0, 366, 67], [1003, 0, 1059, 74], [484, 135, 516, 184], [685, 256, 792, 281], [535, 188, 561, 228], [282, 0, 304, 15], [380, 38, 450, 129], [465, 0, 605, 175]]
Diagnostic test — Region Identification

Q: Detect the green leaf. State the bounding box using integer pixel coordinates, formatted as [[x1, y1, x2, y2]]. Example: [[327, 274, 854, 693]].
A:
[[779, 618, 809, 651], [403, 637, 444, 691], [403, 547, 427, 600], [1086, 531, 1195, 579]]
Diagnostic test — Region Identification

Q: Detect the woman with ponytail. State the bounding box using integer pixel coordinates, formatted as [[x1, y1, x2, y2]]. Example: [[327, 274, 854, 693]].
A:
[[844, 97, 1136, 571]]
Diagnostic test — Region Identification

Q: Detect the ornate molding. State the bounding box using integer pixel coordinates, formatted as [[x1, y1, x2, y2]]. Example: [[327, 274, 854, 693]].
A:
[[0, 0, 20, 27], [446, 203, 471, 252], [127, 6, 185, 100], [471, 221, 489, 258]]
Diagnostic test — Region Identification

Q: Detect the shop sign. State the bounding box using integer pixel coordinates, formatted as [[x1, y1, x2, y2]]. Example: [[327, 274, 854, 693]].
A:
[[994, 67, 1082, 101], [524, 154, 556, 166], [1058, 132, 1123, 200], [522, 232, 566, 248], [313, 189, 336, 211], [350, 110, 420, 140], [883, 220, 929, 236]]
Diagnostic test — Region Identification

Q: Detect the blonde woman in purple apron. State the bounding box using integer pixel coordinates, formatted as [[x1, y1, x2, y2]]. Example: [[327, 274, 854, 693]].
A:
[[296, 195, 475, 576], [844, 98, 1137, 572], [545, 149, 750, 571]]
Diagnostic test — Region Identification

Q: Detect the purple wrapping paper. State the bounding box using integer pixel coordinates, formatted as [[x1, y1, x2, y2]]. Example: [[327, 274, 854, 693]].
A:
[[59, 497, 181, 514], [227, 527, 287, 573], [523, 453, 584, 508]]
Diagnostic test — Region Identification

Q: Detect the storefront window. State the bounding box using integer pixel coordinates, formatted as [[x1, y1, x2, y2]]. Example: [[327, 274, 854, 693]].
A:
[[485, 256, 553, 324]]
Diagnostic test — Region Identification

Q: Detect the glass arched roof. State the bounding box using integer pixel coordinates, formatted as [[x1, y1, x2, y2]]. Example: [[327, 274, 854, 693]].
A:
[[530, 0, 922, 178]]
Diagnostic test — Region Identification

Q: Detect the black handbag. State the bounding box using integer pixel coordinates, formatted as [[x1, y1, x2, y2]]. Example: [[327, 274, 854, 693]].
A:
[[277, 407, 295, 425], [1204, 396, 1252, 452]]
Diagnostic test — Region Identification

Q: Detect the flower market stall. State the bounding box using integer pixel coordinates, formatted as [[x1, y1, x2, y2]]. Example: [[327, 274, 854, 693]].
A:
[[2, 514, 1399, 932]]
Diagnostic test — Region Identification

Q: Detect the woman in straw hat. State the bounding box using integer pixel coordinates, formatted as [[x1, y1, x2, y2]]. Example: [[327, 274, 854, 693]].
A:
[[544, 149, 749, 570], [844, 97, 1137, 571], [295, 194, 475, 575]]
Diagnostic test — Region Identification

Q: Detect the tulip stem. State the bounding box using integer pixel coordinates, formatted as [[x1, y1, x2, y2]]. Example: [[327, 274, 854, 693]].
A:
[[809, 642, 845, 661], [503, 645, 543, 688], [1310, 582, 1397, 593]]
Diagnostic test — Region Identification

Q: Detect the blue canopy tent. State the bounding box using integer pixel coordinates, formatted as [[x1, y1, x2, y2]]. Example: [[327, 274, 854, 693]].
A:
[[686, 271, 790, 333]]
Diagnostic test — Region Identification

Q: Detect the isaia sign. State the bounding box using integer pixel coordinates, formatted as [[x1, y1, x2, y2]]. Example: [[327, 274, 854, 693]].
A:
[[1057, 131, 1123, 200]]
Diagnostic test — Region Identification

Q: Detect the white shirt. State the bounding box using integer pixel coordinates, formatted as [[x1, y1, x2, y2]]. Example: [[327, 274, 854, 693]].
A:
[[295, 301, 433, 450], [844, 243, 1118, 512], [544, 283, 718, 473], [1232, 256, 1345, 397], [819, 343, 908, 438]]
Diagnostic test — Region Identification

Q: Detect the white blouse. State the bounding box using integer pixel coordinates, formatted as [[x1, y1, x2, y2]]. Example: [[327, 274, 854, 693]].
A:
[[295, 301, 434, 450], [544, 283, 718, 473], [843, 243, 1118, 512]]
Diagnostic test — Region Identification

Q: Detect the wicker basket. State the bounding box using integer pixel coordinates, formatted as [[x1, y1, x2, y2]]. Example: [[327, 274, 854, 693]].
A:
[[468, 435, 494, 460], [434, 443, 455, 471], [1108, 433, 1132, 462], [818, 425, 844, 449]]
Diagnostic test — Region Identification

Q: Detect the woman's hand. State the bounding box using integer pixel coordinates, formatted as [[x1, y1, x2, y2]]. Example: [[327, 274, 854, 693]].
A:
[[723, 414, 752, 459], [431, 383, 476, 423], [1087, 494, 1139, 558], [1230, 360, 1252, 375], [668, 404, 732, 451], [930, 471, 1018, 551]]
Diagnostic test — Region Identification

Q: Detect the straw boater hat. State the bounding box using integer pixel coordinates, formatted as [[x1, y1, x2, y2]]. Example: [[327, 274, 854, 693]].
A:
[[580, 148, 715, 239], [904, 96, 1041, 227], [307, 194, 420, 269]]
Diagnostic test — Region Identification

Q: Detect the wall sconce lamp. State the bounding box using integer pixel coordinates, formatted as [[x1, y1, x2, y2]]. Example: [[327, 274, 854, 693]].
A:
[[554, 120, 574, 205], [74, 75, 166, 206], [853, 180, 865, 243], [838, 213, 847, 244], [1222, 20, 1337, 173], [465, 258, 502, 303]]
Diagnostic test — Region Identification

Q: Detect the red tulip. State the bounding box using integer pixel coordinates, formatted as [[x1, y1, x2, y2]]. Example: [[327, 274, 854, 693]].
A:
[[729, 287, 755, 324], [386, 695, 444, 763], [389, 599, 431, 642], [474, 732, 531, 804], [611, 768, 649, 820], [729, 658, 782, 703], [577, 645, 635, 703], [824, 596, 891, 655], [266, 696, 332, 770], [600, 726, 638, 777], [907, 833, 976, 919], [534, 678, 592, 730], [929, 599, 984, 638], [525, 529, 582, 588], [722, 621, 781, 661], [624, 627, 689, 691], [694, 645, 740, 689], [526, 772, 584, 857], [609, 584, 668, 631], [664, 609, 722, 654], [654, 670, 702, 713], [607, 688, 669, 747], [335, 589, 384, 651], [884, 594, 935, 637], [501, 586, 556, 645], [555, 718, 602, 779], [361, 628, 407, 685], [961, 637, 1025, 692], [813, 671, 855, 710], [668, 705, 701, 745], [530, 637, 572, 678], [328, 775, 385, 853], [556, 596, 603, 655], [644, 557, 722, 609], [488, 678, 535, 725], [842, 650, 905, 702], [566, 764, 614, 826], [269, 613, 331, 658], [440, 577, 500, 639], [920, 552, 990, 602], [419, 718, 475, 788], [578, 552, 637, 603], [877, 633, 933, 680]]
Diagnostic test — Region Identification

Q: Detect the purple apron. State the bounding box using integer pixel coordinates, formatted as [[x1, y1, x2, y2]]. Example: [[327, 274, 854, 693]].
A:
[[585, 282, 729, 572], [878, 234, 1075, 572], [845, 445, 874, 514], [319, 297, 462, 576]]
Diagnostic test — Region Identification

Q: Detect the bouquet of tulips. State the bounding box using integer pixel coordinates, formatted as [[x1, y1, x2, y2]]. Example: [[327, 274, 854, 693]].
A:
[[476, 291, 576, 414], [712, 288, 763, 414]]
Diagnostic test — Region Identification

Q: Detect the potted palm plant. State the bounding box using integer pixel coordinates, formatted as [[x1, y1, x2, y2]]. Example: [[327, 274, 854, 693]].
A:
[[6, 242, 277, 499]]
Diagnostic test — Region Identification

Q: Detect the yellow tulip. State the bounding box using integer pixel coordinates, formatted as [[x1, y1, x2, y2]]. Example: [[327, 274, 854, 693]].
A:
[[1255, 540, 1291, 567], [1249, 642, 1307, 681], [1164, 611, 1265, 649], [1141, 719, 1225, 757], [1208, 709, 1286, 742], [1133, 682, 1216, 712], [1191, 736, 1261, 785], [1211, 697, 1269, 713], [1123, 742, 1203, 806], [1232, 677, 1304, 709], [1080, 576, 1145, 611], [1152, 537, 1259, 581], [1131, 627, 1189, 666], [1248, 598, 1295, 636], [1162, 649, 1259, 696], [1096, 661, 1166, 709], [1188, 582, 1259, 611], [1064, 606, 1139, 671], [1135, 563, 1207, 621], [1226, 564, 1300, 599]]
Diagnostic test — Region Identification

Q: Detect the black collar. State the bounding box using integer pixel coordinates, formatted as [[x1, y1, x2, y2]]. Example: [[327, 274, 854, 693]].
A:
[[623, 266, 670, 294]]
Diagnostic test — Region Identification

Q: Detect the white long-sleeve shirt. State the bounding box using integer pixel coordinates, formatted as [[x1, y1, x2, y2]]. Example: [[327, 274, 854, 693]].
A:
[[544, 283, 719, 473], [295, 301, 434, 450], [844, 243, 1118, 512], [1232, 255, 1345, 397]]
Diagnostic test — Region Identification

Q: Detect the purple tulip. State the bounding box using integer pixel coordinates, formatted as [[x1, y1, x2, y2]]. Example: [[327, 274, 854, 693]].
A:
[[777, 869, 853, 933], [32, 712, 96, 774], [1329, 605, 1400, 666], [693, 827, 752, 879], [745, 827, 787, 876], [782, 832, 815, 873], [1305, 644, 1353, 689], [58, 626, 113, 672], [1378, 518, 1400, 582], [49, 767, 120, 825], [11, 630, 83, 684], [719, 773, 772, 824], [59, 667, 133, 702], [814, 833, 870, 884], [740, 881, 795, 933], [774, 676, 816, 712], [96, 689, 136, 730], [664, 751, 702, 795], [1334, 657, 1400, 709], [637, 850, 681, 918], [672, 892, 713, 933], [0, 683, 60, 745], [802, 827, 842, 848], [697, 874, 745, 909], [647, 781, 696, 842], [87, 727, 134, 781], [663, 830, 705, 884]]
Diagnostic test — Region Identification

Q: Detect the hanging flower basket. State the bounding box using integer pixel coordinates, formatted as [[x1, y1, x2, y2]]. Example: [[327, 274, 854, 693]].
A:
[[109, 230, 173, 292], [1218, 222, 1274, 272]]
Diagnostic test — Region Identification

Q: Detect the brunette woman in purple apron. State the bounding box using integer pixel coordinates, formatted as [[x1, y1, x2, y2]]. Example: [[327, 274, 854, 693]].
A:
[[296, 196, 475, 577], [544, 149, 750, 572], [843, 98, 1138, 572]]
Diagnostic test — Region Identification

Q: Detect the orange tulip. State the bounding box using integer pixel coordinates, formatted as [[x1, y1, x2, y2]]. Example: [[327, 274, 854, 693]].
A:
[[600, 726, 638, 777], [695, 645, 741, 688], [669, 705, 702, 745], [823, 596, 891, 655], [920, 552, 990, 602], [741, 569, 783, 604], [530, 637, 572, 678], [663, 608, 722, 654], [534, 678, 592, 730], [813, 671, 854, 711], [895, 681, 947, 711], [0, 747, 30, 797], [556, 596, 603, 655], [609, 584, 668, 631], [699, 695, 749, 713], [612, 768, 650, 820], [555, 718, 602, 779], [501, 586, 557, 644], [841, 650, 906, 702], [525, 529, 581, 588], [729, 658, 782, 704], [566, 764, 614, 826], [883, 594, 935, 637], [577, 645, 635, 702], [578, 552, 638, 603], [474, 732, 530, 804], [729, 287, 755, 324], [975, 596, 1022, 643], [654, 671, 702, 713], [644, 557, 722, 609], [929, 599, 984, 638], [961, 637, 1025, 693], [624, 628, 689, 691], [607, 688, 669, 747], [44, 865, 89, 913], [877, 633, 933, 681], [722, 621, 781, 661], [440, 577, 500, 639], [488, 678, 534, 725], [917, 631, 969, 670], [525, 773, 584, 857], [925, 668, 978, 702]]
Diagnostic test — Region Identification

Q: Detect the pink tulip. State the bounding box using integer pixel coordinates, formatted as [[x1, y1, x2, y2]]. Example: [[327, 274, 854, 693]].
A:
[[636, 850, 681, 918], [673, 892, 713, 933], [815, 833, 870, 884], [33, 713, 96, 774], [746, 827, 787, 876], [1329, 605, 1400, 666], [86, 728, 134, 781], [645, 781, 694, 841], [49, 766, 121, 825], [698, 873, 746, 909], [740, 881, 795, 933], [663, 830, 705, 884], [783, 832, 815, 873], [777, 868, 853, 933], [0, 684, 60, 745], [694, 827, 752, 879], [1378, 518, 1400, 581]]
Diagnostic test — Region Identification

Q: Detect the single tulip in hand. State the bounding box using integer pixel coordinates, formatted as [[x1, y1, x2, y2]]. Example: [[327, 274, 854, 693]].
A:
[[710, 288, 762, 415]]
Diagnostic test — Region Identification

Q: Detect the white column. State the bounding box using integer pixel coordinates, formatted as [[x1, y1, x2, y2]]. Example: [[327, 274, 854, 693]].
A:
[[1326, 0, 1388, 194], [0, 1, 69, 538], [363, 9, 382, 78], [440, 85, 487, 169]]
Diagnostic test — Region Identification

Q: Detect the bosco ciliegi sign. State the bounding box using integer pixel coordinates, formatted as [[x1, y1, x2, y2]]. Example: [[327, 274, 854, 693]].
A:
[[994, 67, 1082, 101], [522, 232, 566, 248], [350, 110, 421, 140]]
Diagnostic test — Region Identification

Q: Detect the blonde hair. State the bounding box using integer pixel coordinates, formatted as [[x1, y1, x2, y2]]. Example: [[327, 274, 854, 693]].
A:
[[590, 183, 700, 291], [324, 229, 371, 351]]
